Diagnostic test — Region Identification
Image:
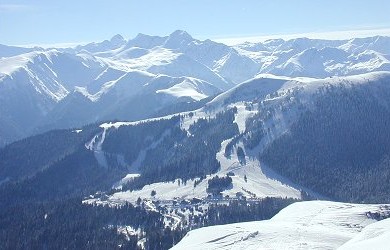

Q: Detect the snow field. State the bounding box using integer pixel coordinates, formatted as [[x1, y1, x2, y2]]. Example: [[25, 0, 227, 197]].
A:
[[172, 201, 390, 250]]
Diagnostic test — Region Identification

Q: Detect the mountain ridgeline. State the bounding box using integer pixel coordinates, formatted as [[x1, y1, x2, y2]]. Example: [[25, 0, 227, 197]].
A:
[[1, 32, 390, 146]]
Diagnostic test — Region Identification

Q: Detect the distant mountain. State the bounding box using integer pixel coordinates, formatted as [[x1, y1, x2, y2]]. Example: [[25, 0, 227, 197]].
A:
[[0, 50, 105, 145], [0, 44, 42, 57], [40, 73, 221, 131], [1, 31, 390, 147], [0, 32, 233, 145], [75, 34, 126, 54]]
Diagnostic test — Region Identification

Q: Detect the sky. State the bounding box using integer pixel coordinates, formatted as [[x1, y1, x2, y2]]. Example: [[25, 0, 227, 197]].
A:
[[1, 0, 390, 46]]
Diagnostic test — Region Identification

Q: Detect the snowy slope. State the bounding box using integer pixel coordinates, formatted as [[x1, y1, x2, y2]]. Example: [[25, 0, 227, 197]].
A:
[[41, 72, 222, 130], [0, 50, 107, 144], [100, 136, 302, 205], [0, 50, 105, 101], [86, 104, 302, 205], [172, 201, 390, 250], [338, 217, 390, 250], [0, 32, 235, 144], [0, 44, 41, 58], [214, 48, 260, 84]]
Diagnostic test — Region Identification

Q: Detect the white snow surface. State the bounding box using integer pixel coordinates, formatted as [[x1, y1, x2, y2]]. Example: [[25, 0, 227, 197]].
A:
[[172, 201, 390, 250], [338, 218, 390, 250], [156, 77, 216, 101]]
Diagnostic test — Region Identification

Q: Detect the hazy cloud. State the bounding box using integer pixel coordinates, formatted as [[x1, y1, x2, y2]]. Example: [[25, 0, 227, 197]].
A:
[[214, 27, 390, 45], [0, 4, 32, 12]]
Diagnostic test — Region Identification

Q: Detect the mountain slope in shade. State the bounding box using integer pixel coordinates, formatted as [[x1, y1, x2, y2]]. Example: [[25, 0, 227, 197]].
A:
[[0, 50, 106, 144], [39, 73, 221, 131], [172, 201, 390, 250]]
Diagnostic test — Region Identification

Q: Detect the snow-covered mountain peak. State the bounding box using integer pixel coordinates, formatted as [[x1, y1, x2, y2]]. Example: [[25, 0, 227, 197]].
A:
[[262, 38, 285, 49], [169, 30, 192, 39], [164, 30, 195, 49], [279, 37, 313, 51], [109, 34, 126, 47], [126, 33, 167, 49], [277, 47, 328, 78], [0, 44, 43, 58], [235, 41, 270, 52], [155, 76, 220, 101], [76, 35, 126, 54], [0, 50, 59, 76], [339, 35, 390, 54], [72, 32, 390, 82], [0, 52, 35, 76]]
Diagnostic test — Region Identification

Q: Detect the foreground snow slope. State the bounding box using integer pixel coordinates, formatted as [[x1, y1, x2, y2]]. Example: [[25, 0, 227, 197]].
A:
[[172, 201, 390, 250], [338, 218, 390, 250]]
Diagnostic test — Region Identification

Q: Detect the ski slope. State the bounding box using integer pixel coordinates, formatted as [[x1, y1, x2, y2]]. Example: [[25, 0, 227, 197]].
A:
[[86, 72, 390, 205], [87, 100, 303, 205]]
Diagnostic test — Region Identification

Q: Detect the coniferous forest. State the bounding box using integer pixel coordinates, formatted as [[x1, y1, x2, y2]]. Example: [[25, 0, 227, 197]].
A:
[[261, 84, 390, 203]]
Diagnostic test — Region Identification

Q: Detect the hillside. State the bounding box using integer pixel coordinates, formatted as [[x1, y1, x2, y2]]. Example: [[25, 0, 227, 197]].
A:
[[3, 72, 390, 207]]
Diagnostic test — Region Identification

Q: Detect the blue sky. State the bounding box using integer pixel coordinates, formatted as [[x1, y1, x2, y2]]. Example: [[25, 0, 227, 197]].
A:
[[1, 0, 390, 46]]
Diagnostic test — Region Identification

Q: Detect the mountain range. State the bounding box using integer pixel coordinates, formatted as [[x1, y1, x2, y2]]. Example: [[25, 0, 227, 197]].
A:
[[1, 31, 390, 146]]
